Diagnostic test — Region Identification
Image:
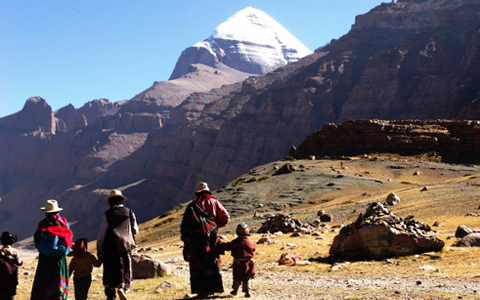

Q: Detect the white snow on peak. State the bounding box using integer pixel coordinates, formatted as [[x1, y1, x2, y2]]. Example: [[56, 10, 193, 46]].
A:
[[212, 7, 312, 61], [186, 7, 312, 75]]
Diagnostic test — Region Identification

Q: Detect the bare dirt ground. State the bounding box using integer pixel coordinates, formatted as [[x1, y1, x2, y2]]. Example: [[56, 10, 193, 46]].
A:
[[15, 157, 480, 299]]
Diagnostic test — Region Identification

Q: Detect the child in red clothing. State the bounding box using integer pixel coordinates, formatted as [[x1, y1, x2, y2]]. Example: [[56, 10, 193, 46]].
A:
[[218, 223, 256, 298], [69, 238, 102, 300]]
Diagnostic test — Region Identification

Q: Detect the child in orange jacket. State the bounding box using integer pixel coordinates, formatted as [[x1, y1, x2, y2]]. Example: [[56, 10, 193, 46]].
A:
[[69, 238, 102, 300]]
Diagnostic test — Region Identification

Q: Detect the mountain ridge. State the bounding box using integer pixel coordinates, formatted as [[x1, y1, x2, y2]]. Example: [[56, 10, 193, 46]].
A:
[[3, 1, 480, 244]]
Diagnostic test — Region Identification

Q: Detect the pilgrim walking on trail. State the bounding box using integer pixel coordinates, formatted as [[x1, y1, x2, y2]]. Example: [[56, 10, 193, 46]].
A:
[[181, 182, 230, 298], [97, 190, 139, 300], [0, 231, 23, 300], [69, 238, 102, 300], [218, 222, 256, 298], [31, 200, 73, 300]]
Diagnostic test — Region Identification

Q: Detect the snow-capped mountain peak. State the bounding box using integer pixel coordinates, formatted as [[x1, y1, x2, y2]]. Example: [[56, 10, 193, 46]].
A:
[[169, 7, 312, 80]]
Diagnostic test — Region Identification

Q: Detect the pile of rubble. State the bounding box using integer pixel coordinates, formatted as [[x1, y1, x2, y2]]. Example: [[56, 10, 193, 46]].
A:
[[348, 202, 432, 235], [257, 214, 302, 233], [330, 202, 444, 260]]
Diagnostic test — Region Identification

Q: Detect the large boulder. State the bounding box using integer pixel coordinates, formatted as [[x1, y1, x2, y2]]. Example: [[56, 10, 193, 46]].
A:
[[457, 233, 480, 247], [329, 202, 444, 260], [132, 254, 171, 279], [455, 224, 474, 238]]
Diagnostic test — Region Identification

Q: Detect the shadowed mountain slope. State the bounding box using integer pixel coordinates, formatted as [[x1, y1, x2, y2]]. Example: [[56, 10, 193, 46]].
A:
[[3, 1, 480, 243]]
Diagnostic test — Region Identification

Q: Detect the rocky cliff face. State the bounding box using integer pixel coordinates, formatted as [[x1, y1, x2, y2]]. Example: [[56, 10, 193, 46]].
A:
[[0, 97, 57, 133], [124, 0, 480, 219], [291, 119, 480, 164], [4, 0, 480, 243]]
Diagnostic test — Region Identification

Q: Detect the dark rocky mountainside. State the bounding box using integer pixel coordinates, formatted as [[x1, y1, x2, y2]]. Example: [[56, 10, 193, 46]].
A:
[[291, 119, 480, 164], [3, 0, 480, 243]]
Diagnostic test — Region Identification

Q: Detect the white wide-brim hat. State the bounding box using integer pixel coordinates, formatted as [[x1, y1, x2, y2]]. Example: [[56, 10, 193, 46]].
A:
[[41, 199, 63, 213], [105, 189, 127, 201], [194, 182, 212, 195]]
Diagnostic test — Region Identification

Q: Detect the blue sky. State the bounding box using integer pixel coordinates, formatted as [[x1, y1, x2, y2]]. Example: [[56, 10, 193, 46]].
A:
[[0, 1, 383, 118]]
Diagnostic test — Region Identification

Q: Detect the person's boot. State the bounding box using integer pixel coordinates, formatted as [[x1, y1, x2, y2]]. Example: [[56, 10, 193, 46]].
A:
[[230, 281, 240, 296], [105, 286, 116, 300], [117, 286, 128, 300], [243, 280, 251, 297]]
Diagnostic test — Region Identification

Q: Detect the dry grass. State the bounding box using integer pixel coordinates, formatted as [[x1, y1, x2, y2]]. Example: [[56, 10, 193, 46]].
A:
[[14, 156, 480, 299]]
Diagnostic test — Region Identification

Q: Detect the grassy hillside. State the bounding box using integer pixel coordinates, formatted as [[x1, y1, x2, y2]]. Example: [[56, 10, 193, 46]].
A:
[[16, 155, 480, 299]]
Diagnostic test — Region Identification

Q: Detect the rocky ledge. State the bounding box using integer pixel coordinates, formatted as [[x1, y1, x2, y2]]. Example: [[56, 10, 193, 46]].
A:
[[291, 119, 480, 164]]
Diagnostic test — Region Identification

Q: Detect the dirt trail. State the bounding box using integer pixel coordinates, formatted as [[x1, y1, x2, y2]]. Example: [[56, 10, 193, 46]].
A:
[[168, 254, 480, 300]]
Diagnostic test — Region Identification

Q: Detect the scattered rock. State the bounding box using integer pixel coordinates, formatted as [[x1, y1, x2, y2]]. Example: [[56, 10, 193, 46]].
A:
[[257, 235, 272, 245], [455, 225, 474, 238], [155, 281, 182, 293], [317, 209, 332, 222], [419, 265, 437, 271], [457, 233, 480, 247], [421, 186, 428, 191], [432, 221, 442, 227], [385, 192, 400, 205], [132, 254, 171, 279], [330, 261, 350, 271], [320, 214, 332, 222], [273, 163, 297, 175], [257, 214, 302, 233], [288, 145, 297, 157]]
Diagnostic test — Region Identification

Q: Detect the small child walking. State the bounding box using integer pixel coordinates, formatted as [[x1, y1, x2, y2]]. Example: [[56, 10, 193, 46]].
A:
[[0, 231, 23, 300], [69, 238, 102, 300], [218, 222, 256, 298]]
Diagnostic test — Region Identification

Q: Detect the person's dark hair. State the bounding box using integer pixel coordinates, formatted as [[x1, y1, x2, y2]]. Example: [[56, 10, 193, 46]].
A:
[[1, 232, 17, 246], [108, 196, 126, 207]]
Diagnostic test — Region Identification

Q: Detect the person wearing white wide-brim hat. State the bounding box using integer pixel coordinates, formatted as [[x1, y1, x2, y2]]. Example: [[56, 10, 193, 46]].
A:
[[97, 190, 139, 300], [41, 199, 64, 213], [180, 182, 230, 298], [31, 199, 73, 300]]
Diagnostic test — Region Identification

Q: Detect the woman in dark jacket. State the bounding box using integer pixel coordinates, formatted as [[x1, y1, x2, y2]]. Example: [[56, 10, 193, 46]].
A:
[[180, 182, 230, 298], [97, 190, 139, 300]]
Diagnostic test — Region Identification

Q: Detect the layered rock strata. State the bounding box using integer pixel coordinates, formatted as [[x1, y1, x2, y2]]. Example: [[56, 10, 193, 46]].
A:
[[291, 120, 480, 164]]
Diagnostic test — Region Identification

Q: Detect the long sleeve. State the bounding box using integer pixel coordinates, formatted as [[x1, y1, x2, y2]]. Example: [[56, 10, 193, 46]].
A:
[[130, 210, 139, 235], [69, 257, 76, 277], [180, 205, 193, 242], [97, 215, 108, 255], [214, 200, 230, 228]]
